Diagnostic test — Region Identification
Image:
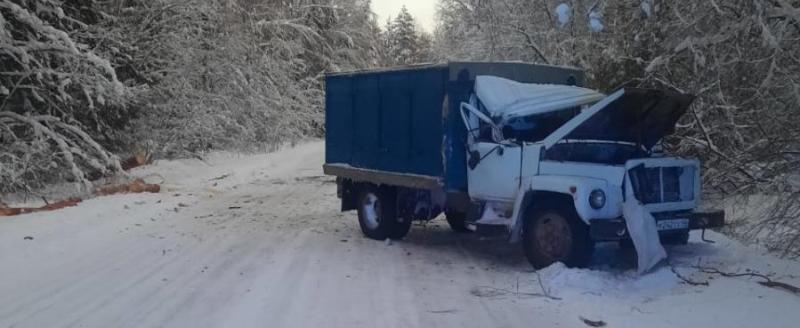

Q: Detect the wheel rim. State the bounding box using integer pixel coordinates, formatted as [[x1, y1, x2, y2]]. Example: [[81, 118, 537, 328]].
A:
[[361, 192, 381, 230], [533, 213, 573, 262]]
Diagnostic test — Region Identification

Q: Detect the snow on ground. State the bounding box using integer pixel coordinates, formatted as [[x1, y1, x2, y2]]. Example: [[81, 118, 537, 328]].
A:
[[1, 141, 798, 328]]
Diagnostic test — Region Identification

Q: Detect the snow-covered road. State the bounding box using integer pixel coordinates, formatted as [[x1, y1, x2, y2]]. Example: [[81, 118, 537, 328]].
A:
[[1, 141, 798, 328]]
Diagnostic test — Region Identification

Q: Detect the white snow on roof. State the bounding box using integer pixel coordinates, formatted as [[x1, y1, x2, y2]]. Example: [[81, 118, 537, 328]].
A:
[[474, 75, 605, 123]]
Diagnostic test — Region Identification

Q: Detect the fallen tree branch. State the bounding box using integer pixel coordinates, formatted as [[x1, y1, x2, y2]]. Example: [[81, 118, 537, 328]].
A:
[[120, 152, 153, 171], [470, 285, 562, 301], [93, 178, 161, 196], [0, 111, 90, 189], [579, 316, 607, 327], [0, 112, 124, 191], [669, 261, 710, 286], [0, 178, 160, 217], [694, 265, 800, 296], [0, 198, 82, 216]]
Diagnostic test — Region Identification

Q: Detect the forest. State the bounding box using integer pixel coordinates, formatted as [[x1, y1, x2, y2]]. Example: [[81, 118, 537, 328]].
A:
[[1, 0, 798, 255]]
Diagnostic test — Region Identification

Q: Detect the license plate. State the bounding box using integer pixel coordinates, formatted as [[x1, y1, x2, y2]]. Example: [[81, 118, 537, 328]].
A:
[[657, 219, 689, 231]]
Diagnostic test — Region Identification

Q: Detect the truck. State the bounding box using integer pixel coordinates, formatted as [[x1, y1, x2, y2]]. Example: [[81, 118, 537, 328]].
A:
[[323, 62, 724, 269]]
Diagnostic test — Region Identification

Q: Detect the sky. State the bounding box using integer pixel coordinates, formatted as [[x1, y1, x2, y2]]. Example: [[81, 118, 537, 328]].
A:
[[371, 0, 437, 33]]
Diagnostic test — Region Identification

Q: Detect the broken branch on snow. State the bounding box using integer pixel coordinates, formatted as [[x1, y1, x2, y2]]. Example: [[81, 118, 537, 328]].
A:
[[0, 179, 160, 217]]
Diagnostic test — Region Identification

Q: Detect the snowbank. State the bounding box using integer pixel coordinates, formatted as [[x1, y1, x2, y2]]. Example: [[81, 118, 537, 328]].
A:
[[1, 142, 798, 328]]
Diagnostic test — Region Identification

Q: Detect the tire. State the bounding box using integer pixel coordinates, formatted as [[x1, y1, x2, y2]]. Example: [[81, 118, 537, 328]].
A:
[[389, 215, 412, 239], [356, 186, 409, 240], [445, 211, 472, 233], [618, 238, 638, 267], [660, 231, 690, 245], [522, 207, 594, 269]]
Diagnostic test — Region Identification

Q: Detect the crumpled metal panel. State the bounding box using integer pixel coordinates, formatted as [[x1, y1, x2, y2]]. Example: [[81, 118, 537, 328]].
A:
[[475, 75, 605, 124]]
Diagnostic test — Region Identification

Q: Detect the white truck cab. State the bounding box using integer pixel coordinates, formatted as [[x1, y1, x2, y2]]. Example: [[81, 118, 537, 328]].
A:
[[460, 76, 724, 269]]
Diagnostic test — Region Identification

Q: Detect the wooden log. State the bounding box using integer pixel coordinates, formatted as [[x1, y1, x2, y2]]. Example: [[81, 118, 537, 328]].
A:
[[1, 179, 159, 217], [0, 199, 82, 216], [93, 178, 160, 196], [120, 152, 153, 171]]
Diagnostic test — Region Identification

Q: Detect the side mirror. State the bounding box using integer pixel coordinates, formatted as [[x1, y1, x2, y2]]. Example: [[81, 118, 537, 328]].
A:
[[468, 150, 481, 170]]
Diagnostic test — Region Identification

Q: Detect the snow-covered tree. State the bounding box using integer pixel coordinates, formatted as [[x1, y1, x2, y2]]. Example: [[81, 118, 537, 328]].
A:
[[0, 0, 384, 194], [383, 5, 433, 65], [0, 0, 128, 192], [435, 0, 800, 256], [389, 6, 418, 64]]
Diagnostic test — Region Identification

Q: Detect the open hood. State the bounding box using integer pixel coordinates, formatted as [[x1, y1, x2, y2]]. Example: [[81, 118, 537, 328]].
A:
[[543, 88, 695, 149]]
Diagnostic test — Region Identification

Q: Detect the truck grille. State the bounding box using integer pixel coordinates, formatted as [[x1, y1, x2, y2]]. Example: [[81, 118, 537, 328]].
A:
[[628, 165, 695, 204]]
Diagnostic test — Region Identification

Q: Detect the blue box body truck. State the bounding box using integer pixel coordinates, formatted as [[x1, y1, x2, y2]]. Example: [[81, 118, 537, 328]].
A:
[[323, 62, 724, 270]]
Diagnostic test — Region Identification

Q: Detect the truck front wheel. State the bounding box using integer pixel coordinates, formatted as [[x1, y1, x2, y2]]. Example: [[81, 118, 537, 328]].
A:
[[445, 211, 472, 233], [522, 208, 593, 269], [356, 186, 409, 240]]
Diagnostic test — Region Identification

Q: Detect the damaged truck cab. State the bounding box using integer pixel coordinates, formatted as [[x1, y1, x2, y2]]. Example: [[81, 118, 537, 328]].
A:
[[323, 62, 724, 269]]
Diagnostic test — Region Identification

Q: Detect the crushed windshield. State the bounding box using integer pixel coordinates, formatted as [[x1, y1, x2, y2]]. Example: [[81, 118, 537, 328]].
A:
[[502, 107, 581, 142], [544, 141, 647, 164]]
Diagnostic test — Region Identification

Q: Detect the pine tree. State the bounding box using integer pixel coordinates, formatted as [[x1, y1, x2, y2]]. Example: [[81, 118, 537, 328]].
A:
[[0, 0, 385, 193], [415, 31, 435, 63], [382, 5, 434, 65], [391, 6, 418, 65]]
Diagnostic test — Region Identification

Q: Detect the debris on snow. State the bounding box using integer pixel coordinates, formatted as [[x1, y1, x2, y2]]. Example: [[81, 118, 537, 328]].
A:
[[536, 262, 681, 299], [1, 199, 82, 217], [94, 178, 160, 196], [469, 284, 562, 300], [580, 316, 607, 327], [120, 151, 153, 171], [1, 178, 160, 217], [210, 174, 231, 181], [669, 261, 709, 286], [695, 266, 800, 296], [470, 286, 506, 298], [623, 200, 667, 274], [428, 309, 458, 314]]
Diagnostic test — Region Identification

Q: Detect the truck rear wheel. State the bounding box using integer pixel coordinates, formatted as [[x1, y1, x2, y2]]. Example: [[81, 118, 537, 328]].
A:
[[445, 211, 472, 233], [388, 216, 412, 239], [356, 186, 409, 240], [522, 208, 593, 269]]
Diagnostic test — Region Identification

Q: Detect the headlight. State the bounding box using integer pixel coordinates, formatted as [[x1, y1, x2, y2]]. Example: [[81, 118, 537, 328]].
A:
[[589, 189, 606, 209]]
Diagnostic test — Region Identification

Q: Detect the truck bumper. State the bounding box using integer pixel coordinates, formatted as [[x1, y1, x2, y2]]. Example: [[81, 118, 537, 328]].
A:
[[589, 210, 725, 241]]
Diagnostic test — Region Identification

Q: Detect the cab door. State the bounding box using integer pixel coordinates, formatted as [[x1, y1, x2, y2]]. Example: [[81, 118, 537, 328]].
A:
[[459, 101, 521, 202], [467, 142, 521, 201]]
